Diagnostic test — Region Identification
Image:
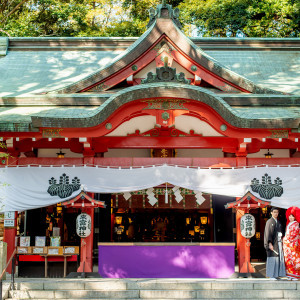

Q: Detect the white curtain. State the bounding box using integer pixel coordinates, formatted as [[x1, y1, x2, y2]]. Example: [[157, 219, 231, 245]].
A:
[[0, 165, 299, 212]]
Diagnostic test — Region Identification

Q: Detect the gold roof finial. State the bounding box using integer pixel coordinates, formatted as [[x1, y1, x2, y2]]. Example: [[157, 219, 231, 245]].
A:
[[164, 56, 168, 67]]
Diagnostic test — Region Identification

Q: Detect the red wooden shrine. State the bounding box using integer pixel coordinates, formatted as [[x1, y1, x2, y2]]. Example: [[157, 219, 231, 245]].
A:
[[226, 191, 270, 274], [62, 191, 106, 273], [1, 1, 300, 277]]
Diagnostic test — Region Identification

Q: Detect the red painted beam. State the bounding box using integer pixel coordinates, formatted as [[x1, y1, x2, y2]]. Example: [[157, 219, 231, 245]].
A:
[[92, 136, 239, 150], [7, 157, 300, 168]]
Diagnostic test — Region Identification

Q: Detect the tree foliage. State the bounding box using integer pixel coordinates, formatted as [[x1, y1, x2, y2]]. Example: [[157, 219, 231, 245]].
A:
[[179, 0, 300, 37], [0, 0, 30, 36], [0, 0, 184, 37], [0, 0, 299, 37], [1, 0, 131, 37]]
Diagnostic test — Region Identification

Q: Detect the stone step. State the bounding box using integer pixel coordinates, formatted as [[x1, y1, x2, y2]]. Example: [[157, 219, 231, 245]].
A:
[[141, 289, 299, 299], [5, 298, 295, 300], [10, 280, 300, 290], [7, 288, 300, 299], [3, 298, 297, 300], [14, 280, 127, 291], [9, 290, 139, 299], [4, 279, 300, 300], [4, 298, 202, 300], [1, 282, 11, 299]]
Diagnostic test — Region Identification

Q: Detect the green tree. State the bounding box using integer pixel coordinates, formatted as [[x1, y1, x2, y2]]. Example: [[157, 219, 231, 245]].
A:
[[2, 0, 91, 37], [0, 0, 184, 37], [0, 0, 30, 36], [122, 0, 183, 36], [179, 0, 300, 37], [1, 0, 299, 37]]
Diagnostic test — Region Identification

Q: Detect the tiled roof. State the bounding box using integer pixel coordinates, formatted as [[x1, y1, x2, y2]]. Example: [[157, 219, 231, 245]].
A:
[[0, 105, 99, 131], [0, 35, 299, 96], [0, 4, 299, 133], [1, 83, 300, 131], [0, 50, 121, 97], [208, 51, 300, 95]]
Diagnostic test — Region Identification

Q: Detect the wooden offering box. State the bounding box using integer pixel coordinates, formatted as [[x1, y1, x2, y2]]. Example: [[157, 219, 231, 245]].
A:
[[64, 246, 79, 255], [17, 247, 31, 254], [47, 246, 63, 256], [32, 247, 47, 255]]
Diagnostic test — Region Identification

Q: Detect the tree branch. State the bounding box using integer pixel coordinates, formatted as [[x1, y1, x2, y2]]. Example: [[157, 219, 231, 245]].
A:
[[1, 0, 29, 26], [0, 28, 11, 37]]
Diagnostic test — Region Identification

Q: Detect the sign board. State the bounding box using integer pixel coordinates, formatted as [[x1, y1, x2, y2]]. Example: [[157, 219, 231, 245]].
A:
[[4, 211, 15, 227], [4, 219, 15, 227], [4, 211, 15, 220]]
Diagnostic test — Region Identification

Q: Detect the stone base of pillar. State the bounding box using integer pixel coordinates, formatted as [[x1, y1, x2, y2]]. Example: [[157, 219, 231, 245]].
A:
[[0, 241, 7, 279]]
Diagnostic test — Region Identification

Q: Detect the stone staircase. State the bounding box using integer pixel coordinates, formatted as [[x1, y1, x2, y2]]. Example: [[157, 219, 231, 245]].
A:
[[3, 278, 300, 299]]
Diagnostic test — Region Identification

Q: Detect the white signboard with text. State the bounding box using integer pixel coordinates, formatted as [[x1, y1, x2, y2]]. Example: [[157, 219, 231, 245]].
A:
[[4, 211, 15, 227]]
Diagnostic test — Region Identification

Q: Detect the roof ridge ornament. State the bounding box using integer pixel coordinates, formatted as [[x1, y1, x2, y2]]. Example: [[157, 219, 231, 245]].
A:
[[147, 1, 182, 29], [141, 56, 190, 84]]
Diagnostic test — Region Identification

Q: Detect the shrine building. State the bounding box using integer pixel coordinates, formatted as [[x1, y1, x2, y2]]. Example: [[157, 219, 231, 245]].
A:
[[0, 2, 300, 278]]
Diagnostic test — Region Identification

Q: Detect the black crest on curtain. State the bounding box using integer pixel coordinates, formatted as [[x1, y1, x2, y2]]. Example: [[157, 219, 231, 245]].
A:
[[47, 173, 81, 198], [250, 173, 283, 199]]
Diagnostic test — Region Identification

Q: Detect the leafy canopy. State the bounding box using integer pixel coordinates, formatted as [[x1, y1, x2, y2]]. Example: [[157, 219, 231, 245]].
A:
[[179, 0, 300, 37], [0, 0, 299, 37]]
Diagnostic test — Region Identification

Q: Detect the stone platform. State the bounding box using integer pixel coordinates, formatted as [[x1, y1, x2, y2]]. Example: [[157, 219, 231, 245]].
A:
[[2, 277, 299, 299]]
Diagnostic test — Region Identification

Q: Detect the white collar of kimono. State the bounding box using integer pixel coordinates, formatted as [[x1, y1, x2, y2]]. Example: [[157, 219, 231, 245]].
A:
[[286, 221, 297, 234]]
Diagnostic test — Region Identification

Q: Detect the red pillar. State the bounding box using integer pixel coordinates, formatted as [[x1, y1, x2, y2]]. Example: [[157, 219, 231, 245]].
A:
[[236, 153, 254, 273], [236, 156, 247, 167], [77, 207, 94, 273], [3, 212, 17, 274], [111, 213, 115, 242], [236, 208, 255, 274]]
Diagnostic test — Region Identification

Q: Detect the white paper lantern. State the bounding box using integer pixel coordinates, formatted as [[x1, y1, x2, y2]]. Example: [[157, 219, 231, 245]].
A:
[[240, 214, 256, 238], [76, 213, 91, 238]]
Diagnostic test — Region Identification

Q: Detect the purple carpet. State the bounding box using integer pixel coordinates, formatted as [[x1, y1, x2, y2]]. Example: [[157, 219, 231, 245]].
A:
[[98, 245, 235, 278]]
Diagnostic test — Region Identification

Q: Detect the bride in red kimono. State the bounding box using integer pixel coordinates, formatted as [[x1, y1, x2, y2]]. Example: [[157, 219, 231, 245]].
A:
[[283, 206, 300, 280]]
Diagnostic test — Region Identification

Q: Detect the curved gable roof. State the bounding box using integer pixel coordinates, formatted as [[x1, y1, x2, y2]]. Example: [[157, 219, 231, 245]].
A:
[[31, 83, 300, 130], [51, 6, 282, 95]]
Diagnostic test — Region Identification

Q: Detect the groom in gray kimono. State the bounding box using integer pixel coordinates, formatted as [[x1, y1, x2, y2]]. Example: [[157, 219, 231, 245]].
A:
[[264, 207, 286, 279]]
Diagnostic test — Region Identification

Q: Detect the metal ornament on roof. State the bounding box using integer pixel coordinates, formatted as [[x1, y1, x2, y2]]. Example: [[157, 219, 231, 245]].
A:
[[147, 1, 182, 29], [76, 213, 91, 238], [142, 56, 190, 85], [142, 65, 190, 84], [240, 214, 256, 239]]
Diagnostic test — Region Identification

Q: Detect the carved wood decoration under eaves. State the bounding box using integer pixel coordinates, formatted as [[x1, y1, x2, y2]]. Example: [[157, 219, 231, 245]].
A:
[[142, 59, 190, 85], [127, 125, 202, 138], [266, 130, 289, 139], [142, 99, 188, 110]]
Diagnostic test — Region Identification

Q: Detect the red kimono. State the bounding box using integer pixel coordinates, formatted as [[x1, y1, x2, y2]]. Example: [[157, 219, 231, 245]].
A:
[[283, 221, 300, 278]]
